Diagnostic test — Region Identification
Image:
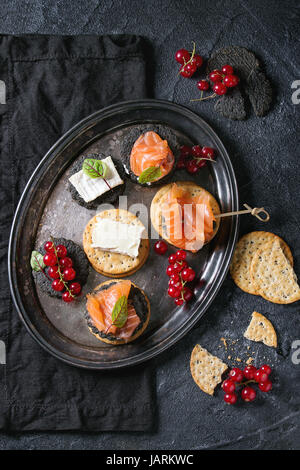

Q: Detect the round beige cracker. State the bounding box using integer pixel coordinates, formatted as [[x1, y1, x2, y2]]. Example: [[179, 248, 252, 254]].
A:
[[87, 279, 151, 345], [230, 231, 293, 295], [150, 181, 220, 252], [250, 238, 300, 304], [83, 209, 149, 277]]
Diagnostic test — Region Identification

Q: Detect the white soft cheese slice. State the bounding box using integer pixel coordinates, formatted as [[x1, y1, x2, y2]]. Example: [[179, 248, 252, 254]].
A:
[[91, 219, 144, 258], [69, 156, 123, 203]]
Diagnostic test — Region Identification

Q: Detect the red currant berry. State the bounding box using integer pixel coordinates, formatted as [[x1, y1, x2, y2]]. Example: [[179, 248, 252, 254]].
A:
[[62, 267, 76, 281], [213, 82, 227, 95], [258, 380, 272, 393], [173, 261, 183, 273], [56, 244, 67, 258], [59, 257, 73, 269], [243, 365, 257, 380], [51, 279, 64, 292], [175, 48, 190, 65], [229, 368, 244, 383], [197, 80, 209, 91], [222, 379, 235, 393], [186, 159, 199, 174], [62, 291, 74, 303], [168, 285, 181, 299], [168, 254, 177, 265], [191, 54, 203, 68], [175, 298, 184, 306], [224, 74, 239, 88], [209, 70, 223, 83], [48, 266, 60, 279], [154, 240, 168, 255], [44, 241, 55, 253], [170, 273, 180, 282], [166, 265, 175, 276], [180, 62, 197, 78], [224, 392, 237, 405], [260, 364, 272, 375], [169, 278, 181, 289], [241, 386, 256, 402], [181, 267, 196, 282], [177, 157, 186, 169], [175, 249, 187, 261], [43, 253, 57, 267], [201, 147, 215, 160], [69, 282, 81, 295], [191, 145, 203, 158], [257, 370, 269, 383], [182, 287, 193, 302], [180, 145, 192, 158], [221, 64, 234, 75]]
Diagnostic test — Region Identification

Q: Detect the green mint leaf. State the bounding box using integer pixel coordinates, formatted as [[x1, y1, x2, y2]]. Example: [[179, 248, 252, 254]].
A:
[[30, 251, 46, 272], [82, 159, 108, 179], [138, 166, 162, 184], [111, 295, 128, 329]]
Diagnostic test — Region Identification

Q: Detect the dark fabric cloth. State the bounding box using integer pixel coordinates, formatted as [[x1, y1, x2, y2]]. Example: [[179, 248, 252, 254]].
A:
[[0, 34, 155, 431]]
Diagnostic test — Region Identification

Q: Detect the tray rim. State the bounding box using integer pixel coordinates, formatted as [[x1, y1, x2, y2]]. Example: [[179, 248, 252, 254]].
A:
[[8, 98, 239, 369]]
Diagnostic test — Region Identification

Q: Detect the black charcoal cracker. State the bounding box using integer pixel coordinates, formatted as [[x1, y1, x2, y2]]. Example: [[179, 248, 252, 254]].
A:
[[207, 46, 272, 119], [214, 87, 246, 120], [85, 282, 148, 342], [119, 124, 180, 186], [68, 153, 126, 210], [33, 237, 89, 298]]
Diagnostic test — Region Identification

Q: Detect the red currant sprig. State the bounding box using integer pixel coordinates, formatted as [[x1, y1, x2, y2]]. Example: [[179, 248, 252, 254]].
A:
[[43, 237, 81, 302], [177, 144, 216, 174], [222, 364, 273, 405], [191, 64, 240, 102], [175, 42, 203, 79], [165, 250, 196, 305]]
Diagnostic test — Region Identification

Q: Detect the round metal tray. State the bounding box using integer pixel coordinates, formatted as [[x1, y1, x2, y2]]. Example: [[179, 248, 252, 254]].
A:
[[8, 99, 239, 369]]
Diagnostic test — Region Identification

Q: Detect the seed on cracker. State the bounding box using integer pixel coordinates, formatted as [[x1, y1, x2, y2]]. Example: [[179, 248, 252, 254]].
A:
[[244, 311, 277, 348], [250, 239, 300, 304], [230, 231, 293, 295], [190, 344, 228, 396]]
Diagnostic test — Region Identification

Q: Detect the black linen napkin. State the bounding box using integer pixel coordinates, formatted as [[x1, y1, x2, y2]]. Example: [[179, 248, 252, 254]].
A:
[[0, 35, 155, 431]]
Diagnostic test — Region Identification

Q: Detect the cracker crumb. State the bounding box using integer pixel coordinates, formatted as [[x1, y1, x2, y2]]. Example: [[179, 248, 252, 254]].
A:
[[220, 337, 227, 349], [246, 357, 254, 365]]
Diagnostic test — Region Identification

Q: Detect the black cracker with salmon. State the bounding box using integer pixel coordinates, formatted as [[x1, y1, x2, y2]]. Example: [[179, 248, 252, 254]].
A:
[[33, 238, 89, 298], [119, 123, 180, 186], [85, 282, 149, 342], [67, 153, 126, 210], [206, 46, 272, 120]]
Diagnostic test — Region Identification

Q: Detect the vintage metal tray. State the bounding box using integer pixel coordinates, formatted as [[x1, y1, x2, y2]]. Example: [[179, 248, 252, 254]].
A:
[[8, 99, 239, 369]]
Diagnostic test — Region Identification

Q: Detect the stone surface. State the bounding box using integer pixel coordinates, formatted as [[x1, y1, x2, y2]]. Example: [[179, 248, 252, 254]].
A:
[[1, 0, 300, 450]]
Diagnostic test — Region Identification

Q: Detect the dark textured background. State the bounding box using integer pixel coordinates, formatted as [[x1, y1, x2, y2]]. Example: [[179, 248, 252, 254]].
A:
[[1, 0, 300, 450]]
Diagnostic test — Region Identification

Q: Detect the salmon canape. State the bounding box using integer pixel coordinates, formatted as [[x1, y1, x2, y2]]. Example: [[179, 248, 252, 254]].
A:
[[86, 279, 150, 345]]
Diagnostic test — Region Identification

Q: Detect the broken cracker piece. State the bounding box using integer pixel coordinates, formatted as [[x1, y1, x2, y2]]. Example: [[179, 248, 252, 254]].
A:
[[250, 239, 300, 304], [190, 344, 228, 396], [244, 311, 277, 348]]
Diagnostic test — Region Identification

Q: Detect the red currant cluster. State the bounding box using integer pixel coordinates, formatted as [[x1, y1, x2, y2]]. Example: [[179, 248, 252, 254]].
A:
[[222, 364, 273, 405], [153, 242, 195, 305], [197, 65, 240, 98], [175, 45, 203, 78], [43, 241, 81, 302], [177, 144, 215, 174]]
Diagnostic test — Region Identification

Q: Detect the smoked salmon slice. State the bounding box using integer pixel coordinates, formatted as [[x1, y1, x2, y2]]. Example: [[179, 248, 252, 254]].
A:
[[86, 280, 141, 339], [130, 131, 174, 180], [161, 183, 216, 252]]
